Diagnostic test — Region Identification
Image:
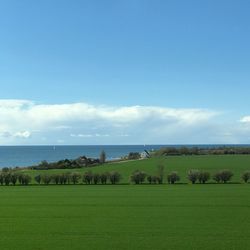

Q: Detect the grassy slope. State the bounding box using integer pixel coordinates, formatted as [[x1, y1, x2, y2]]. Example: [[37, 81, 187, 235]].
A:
[[0, 185, 249, 250], [22, 155, 250, 183]]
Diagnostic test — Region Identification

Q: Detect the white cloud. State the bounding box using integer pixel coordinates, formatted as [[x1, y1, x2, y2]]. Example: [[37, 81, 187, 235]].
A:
[[70, 134, 93, 138], [0, 130, 31, 139], [14, 131, 31, 138], [0, 99, 222, 144], [0, 99, 33, 109], [70, 133, 110, 138], [240, 116, 250, 123], [0, 131, 12, 138]]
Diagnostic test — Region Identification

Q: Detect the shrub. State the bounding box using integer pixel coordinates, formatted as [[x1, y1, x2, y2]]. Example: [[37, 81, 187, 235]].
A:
[[41, 175, 52, 185], [55, 173, 71, 185], [152, 176, 160, 184], [109, 171, 121, 184], [40, 160, 50, 169], [4, 173, 11, 185], [0, 173, 5, 185], [213, 172, 221, 183], [65, 173, 71, 184], [147, 175, 162, 184], [147, 175, 153, 184], [130, 170, 147, 184], [93, 173, 100, 185], [100, 173, 109, 184], [17, 173, 32, 185], [188, 170, 199, 184], [2, 167, 10, 173], [128, 152, 141, 160], [22, 175, 32, 185], [10, 173, 18, 185], [213, 170, 233, 183], [220, 170, 233, 183], [147, 175, 161, 184], [71, 173, 81, 185], [198, 171, 210, 184], [59, 174, 68, 185], [242, 171, 250, 183], [167, 172, 180, 184], [83, 171, 93, 184], [0, 172, 24, 186], [18, 173, 24, 185], [34, 174, 41, 184], [52, 174, 60, 185]]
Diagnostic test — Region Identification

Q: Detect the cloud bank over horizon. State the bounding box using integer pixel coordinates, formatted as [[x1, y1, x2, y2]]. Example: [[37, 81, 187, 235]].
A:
[[0, 99, 249, 145]]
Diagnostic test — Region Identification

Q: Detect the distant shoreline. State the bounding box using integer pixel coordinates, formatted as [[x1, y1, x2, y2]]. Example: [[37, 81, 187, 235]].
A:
[[1, 144, 250, 168]]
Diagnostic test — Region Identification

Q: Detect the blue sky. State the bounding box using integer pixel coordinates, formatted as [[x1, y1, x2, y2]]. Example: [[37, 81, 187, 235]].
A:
[[0, 0, 250, 145]]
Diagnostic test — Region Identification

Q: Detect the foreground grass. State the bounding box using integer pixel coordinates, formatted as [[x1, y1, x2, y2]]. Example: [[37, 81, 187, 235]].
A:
[[0, 185, 249, 250], [22, 155, 250, 183]]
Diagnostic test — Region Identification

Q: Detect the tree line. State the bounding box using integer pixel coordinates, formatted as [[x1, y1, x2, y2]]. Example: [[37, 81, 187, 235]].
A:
[[131, 169, 250, 184], [0, 169, 249, 186], [0, 171, 121, 186], [0, 172, 32, 185], [14, 151, 145, 171], [28, 150, 107, 170], [155, 146, 250, 156], [33, 171, 121, 185]]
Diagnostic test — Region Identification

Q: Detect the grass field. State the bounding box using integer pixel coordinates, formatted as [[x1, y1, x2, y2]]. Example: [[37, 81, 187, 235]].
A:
[[23, 155, 250, 183], [0, 185, 250, 250], [1, 155, 250, 250]]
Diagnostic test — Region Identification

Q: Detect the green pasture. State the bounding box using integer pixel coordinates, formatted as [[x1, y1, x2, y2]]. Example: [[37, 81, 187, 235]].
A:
[[0, 155, 250, 249], [0, 185, 249, 250], [22, 155, 250, 183]]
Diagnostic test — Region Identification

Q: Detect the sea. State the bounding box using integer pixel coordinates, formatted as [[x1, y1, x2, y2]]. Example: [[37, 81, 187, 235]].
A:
[[0, 145, 249, 168], [0, 145, 162, 168]]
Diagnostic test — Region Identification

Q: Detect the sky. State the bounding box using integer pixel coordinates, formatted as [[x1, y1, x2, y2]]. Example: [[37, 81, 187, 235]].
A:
[[0, 0, 250, 145]]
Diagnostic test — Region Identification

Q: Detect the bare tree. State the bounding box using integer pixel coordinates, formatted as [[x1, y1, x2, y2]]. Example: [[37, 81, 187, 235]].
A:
[[167, 172, 180, 184], [109, 171, 121, 184], [130, 170, 147, 184], [242, 171, 250, 183], [198, 171, 210, 184], [187, 170, 199, 184]]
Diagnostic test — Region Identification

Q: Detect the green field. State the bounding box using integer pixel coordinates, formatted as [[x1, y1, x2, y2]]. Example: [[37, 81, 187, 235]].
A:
[[1, 155, 250, 250], [0, 185, 250, 250], [23, 155, 250, 183]]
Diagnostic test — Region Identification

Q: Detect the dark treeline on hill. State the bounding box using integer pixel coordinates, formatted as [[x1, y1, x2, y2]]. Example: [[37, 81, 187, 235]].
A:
[[29, 156, 101, 170], [127, 152, 141, 160], [28, 151, 145, 170], [154, 146, 250, 156]]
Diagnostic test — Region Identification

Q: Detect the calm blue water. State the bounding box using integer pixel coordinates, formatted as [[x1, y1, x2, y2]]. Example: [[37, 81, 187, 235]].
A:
[[0, 145, 163, 167], [0, 145, 249, 168]]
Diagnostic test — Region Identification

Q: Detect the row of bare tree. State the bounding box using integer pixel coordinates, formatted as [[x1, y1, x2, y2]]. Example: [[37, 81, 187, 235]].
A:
[[130, 169, 250, 184], [0, 169, 249, 186]]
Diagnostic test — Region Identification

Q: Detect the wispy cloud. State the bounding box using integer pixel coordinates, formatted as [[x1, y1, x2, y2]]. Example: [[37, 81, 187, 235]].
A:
[[240, 116, 250, 123], [0, 99, 228, 144]]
